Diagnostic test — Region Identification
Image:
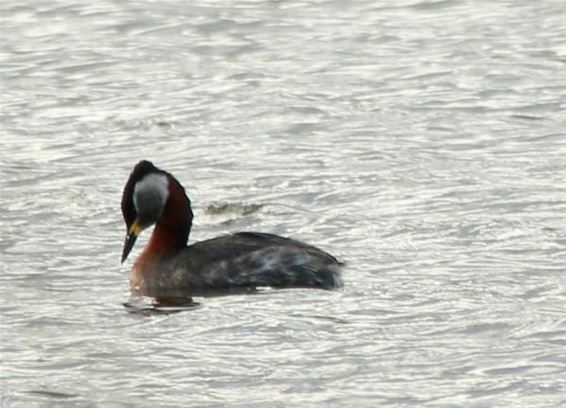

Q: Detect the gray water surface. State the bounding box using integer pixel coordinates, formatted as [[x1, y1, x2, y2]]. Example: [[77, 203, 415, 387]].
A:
[[1, 1, 565, 407]]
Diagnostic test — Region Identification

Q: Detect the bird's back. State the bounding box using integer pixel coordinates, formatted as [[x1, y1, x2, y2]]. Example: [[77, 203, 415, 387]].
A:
[[169, 232, 344, 293]]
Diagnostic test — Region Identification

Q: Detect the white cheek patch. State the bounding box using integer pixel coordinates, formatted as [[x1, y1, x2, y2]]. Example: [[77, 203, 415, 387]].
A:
[[133, 173, 169, 212]]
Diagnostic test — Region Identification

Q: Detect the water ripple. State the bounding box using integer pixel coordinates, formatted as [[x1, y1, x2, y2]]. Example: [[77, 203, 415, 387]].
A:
[[1, 0, 565, 407]]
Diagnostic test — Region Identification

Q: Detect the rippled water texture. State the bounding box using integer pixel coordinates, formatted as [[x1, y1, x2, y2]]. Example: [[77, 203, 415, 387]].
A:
[[1, 0, 565, 407]]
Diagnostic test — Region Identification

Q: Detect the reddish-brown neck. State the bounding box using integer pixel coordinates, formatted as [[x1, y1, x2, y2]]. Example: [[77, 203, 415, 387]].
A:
[[143, 175, 193, 258]]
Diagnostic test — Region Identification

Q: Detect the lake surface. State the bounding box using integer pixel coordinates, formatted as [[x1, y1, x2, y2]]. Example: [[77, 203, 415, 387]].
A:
[[1, 0, 565, 407]]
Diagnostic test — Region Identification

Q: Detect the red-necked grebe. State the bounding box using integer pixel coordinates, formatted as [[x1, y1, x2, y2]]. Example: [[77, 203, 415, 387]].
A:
[[121, 160, 343, 300]]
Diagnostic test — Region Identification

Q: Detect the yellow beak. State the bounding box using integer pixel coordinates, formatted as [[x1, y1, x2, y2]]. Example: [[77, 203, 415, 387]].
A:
[[121, 219, 144, 263]]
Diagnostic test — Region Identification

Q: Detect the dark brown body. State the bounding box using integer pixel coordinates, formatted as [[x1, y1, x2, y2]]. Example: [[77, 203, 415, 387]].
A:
[[131, 232, 343, 299]]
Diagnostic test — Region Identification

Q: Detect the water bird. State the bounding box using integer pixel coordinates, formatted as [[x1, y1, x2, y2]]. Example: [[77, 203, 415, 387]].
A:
[[121, 161, 343, 301]]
